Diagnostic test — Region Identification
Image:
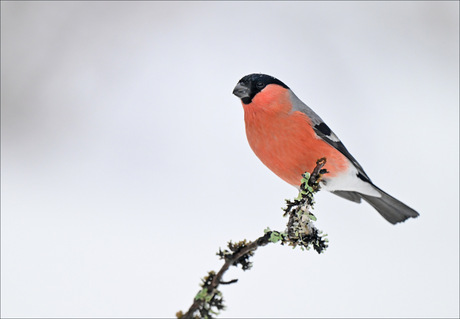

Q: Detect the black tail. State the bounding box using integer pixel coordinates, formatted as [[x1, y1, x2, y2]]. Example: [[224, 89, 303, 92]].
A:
[[332, 186, 419, 225]]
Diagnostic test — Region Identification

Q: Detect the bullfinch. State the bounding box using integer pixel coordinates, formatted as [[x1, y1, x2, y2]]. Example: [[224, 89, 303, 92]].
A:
[[232, 73, 419, 224]]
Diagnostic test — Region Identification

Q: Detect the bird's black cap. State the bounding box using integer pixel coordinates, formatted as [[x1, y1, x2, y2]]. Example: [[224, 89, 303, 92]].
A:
[[233, 73, 289, 104]]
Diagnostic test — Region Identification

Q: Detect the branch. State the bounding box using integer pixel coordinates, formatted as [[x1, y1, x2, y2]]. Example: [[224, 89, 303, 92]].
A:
[[177, 158, 329, 319], [179, 233, 272, 319]]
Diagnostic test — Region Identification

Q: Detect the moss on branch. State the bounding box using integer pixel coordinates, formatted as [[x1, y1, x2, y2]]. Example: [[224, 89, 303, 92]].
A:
[[177, 158, 329, 319]]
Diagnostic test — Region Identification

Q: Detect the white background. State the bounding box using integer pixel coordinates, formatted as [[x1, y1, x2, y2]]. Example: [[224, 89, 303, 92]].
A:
[[1, 1, 459, 318]]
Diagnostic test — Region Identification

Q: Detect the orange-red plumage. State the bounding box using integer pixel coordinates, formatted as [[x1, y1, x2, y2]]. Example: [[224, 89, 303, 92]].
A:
[[243, 85, 348, 187], [233, 73, 419, 224]]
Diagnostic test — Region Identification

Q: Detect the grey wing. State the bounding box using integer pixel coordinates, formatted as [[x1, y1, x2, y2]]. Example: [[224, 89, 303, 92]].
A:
[[289, 91, 371, 182], [331, 190, 362, 203]]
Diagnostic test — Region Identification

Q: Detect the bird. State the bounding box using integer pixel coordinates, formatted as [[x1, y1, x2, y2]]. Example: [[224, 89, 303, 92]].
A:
[[232, 73, 419, 224]]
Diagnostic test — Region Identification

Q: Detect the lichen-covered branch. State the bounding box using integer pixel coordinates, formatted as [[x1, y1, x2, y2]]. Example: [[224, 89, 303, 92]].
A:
[[177, 158, 329, 319]]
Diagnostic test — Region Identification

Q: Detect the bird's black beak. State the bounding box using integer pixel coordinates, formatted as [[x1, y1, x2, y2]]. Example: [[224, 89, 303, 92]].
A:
[[232, 82, 250, 99]]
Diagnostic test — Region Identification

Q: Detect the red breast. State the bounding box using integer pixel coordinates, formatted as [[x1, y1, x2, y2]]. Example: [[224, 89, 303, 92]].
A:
[[242, 85, 349, 187]]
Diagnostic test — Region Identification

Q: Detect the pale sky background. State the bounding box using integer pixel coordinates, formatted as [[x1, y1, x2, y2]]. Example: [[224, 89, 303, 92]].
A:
[[1, 1, 459, 318]]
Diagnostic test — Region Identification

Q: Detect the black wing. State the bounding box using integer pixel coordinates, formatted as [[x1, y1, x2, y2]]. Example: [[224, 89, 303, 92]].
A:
[[289, 91, 371, 182]]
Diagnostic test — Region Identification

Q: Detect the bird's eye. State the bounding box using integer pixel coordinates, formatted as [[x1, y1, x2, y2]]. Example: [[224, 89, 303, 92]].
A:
[[256, 82, 265, 89]]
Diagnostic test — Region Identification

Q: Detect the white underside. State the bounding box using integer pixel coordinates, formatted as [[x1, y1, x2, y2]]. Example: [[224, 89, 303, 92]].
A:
[[319, 164, 381, 197]]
